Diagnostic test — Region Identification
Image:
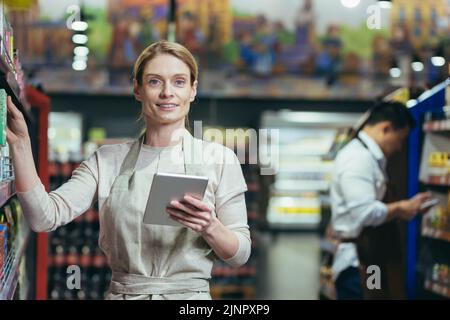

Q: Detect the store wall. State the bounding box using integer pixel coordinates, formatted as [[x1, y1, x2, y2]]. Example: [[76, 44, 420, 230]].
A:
[[49, 93, 373, 140]]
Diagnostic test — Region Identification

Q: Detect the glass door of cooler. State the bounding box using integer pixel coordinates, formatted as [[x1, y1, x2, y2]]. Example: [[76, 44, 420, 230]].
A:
[[260, 110, 362, 231]]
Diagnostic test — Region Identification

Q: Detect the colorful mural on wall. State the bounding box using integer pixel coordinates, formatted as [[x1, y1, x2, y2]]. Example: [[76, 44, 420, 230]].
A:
[[8, 0, 450, 98]]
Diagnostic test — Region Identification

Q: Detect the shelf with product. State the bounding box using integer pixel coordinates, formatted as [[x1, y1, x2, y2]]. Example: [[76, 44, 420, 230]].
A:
[[47, 210, 110, 301], [0, 3, 31, 122], [0, 197, 30, 300], [409, 78, 450, 299], [47, 158, 111, 300], [0, 1, 48, 300]]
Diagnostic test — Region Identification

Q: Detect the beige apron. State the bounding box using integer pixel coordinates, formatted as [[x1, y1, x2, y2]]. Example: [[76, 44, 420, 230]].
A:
[[100, 132, 213, 300]]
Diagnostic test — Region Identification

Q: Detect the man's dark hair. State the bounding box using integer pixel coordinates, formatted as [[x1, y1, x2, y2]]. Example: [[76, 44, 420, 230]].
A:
[[365, 101, 416, 130]]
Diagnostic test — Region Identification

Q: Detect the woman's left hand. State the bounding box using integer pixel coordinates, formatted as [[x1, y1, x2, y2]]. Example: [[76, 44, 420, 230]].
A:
[[166, 195, 216, 234]]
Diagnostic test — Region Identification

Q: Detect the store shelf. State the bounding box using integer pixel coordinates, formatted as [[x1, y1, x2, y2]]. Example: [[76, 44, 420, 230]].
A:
[[421, 178, 450, 187], [0, 223, 31, 300], [0, 54, 31, 121], [423, 119, 450, 132], [273, 180, 330, 192], [0, 180, 15, 209], [210, 284, 256, 299], [422, 227, 450, 243], [247, 210, 258, 220], [425, 280, 450, 298], [47, 255, 107, 268]]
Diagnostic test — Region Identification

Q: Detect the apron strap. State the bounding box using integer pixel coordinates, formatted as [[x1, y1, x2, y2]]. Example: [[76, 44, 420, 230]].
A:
[[119, 133, 145, 176]]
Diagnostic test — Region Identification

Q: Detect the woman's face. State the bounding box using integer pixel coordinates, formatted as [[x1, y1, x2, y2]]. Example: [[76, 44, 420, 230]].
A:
[[134, 53, 197, 127]]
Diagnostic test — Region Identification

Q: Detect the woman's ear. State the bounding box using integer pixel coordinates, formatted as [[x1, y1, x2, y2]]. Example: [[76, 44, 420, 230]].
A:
[[190, 80, 198, 102], [133, 79, 141, 102]]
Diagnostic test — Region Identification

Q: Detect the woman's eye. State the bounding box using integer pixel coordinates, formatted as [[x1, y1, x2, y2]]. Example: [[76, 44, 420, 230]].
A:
[[148, 79, 161, 86], [174, 79, 186, 87]]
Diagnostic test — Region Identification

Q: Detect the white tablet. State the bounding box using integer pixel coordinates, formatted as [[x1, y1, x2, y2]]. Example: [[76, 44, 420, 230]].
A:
[[143, 172, 209, 226]]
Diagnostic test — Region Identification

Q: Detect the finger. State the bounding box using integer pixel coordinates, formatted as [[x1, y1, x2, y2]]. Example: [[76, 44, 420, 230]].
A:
[[6, 96, 21, 118], [6, 127, 15, 140], [169, 212, 203, 232], [170, 200, 210, 221], [171, 216, 202, 232], [183, 195, 211, 212], [169, 200, 197, 216], [167, 208, 208, 227]]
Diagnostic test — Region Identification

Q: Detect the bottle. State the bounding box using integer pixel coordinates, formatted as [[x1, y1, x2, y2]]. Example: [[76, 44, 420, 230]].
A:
[[79, 245, 92, 268], [432, 264, 440, 282], [66, 245, 79, 266], [53, 245, 66, 268]]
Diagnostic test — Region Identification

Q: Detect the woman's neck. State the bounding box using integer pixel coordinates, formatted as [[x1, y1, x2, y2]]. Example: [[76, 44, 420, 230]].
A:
[[144, 120, 185, 147]]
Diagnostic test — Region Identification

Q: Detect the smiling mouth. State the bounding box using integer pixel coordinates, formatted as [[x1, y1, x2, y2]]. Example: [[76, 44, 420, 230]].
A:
[[156, 103, 178, 110]]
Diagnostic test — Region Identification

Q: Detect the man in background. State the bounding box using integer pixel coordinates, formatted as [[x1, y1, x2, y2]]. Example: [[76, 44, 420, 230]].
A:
[[330, 101, 432, 299]]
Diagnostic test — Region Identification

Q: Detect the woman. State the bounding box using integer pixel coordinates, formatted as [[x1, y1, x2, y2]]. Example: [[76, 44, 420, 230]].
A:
[[8, 40, 251, 300]]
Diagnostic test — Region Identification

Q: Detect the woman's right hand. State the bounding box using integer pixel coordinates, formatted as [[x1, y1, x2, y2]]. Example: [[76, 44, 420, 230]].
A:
[[6, 96, 30, 145]]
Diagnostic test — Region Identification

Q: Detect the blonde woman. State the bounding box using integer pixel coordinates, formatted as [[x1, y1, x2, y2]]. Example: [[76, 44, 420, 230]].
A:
[[8, 40, 251, 300]]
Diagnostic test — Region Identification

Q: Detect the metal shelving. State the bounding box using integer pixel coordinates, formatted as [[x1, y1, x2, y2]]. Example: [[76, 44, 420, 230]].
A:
[[0, 180, 15, 209], [0, 54, 31, 121], [422, 227, 450, 243], [0, 219, 30, 300], [424, 280, 450, 299]]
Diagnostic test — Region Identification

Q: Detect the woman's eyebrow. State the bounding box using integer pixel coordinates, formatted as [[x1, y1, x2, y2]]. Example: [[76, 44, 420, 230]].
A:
[[144, 73, 188, 78]]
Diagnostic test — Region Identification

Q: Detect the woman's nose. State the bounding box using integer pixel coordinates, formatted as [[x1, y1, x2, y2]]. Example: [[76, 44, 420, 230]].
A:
[[160, 82, 174, 98]]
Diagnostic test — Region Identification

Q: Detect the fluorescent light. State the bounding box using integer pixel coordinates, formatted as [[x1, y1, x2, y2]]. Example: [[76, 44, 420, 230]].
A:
[[378, 1, 392, 9], [71, 21, 88, 31], [72, 60, 87, 71], [431, 56, 446, 67], [411, 61, 424, 72], [406, 99, 417, 108], [340, 0, 360, 8], [389, 67, 401, 78], [74, 55, 88, 61], [72, 34, 88, 45], [74, 46, 89, 56]]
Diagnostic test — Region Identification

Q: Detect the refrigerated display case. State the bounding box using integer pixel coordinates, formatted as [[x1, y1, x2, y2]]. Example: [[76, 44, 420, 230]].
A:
[[260, 111, 362, 230]]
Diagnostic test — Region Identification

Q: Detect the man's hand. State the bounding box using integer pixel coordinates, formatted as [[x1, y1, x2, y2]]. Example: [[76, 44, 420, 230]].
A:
[[396, 192, 433, 221]]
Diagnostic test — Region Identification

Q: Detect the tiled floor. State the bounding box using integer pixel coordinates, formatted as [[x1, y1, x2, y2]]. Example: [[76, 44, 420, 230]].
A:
[[255, 231, 321, 300]]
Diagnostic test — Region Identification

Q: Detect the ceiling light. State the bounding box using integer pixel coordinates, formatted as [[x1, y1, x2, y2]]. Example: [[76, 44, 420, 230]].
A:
[[340, 0, 360, 8], [72, 34, 88, 45]]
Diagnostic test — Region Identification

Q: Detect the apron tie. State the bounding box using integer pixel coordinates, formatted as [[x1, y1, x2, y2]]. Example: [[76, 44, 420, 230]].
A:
[[110, 272, 210, 295]]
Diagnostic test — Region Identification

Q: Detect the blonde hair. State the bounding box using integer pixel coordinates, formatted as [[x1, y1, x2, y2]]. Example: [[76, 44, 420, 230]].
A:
[[133, 40, 198, 86]]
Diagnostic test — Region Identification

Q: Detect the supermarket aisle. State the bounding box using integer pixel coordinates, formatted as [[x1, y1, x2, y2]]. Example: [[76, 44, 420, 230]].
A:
[[256, 232, 321, 300]]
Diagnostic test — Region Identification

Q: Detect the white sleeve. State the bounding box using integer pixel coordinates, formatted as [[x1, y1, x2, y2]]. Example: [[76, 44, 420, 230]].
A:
[[215, 148, 250, 267], [17, 153, 99, 233]]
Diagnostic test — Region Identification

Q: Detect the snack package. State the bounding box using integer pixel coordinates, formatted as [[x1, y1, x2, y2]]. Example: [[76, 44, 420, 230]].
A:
[[0, 223, 8, 277]]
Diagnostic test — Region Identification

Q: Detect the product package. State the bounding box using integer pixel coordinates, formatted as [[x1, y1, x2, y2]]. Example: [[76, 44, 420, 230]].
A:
[[3, 204, 15, 249], [0, 223, 7, 277], [0, 88, 6, 147], [9, 198, 22, 233]]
